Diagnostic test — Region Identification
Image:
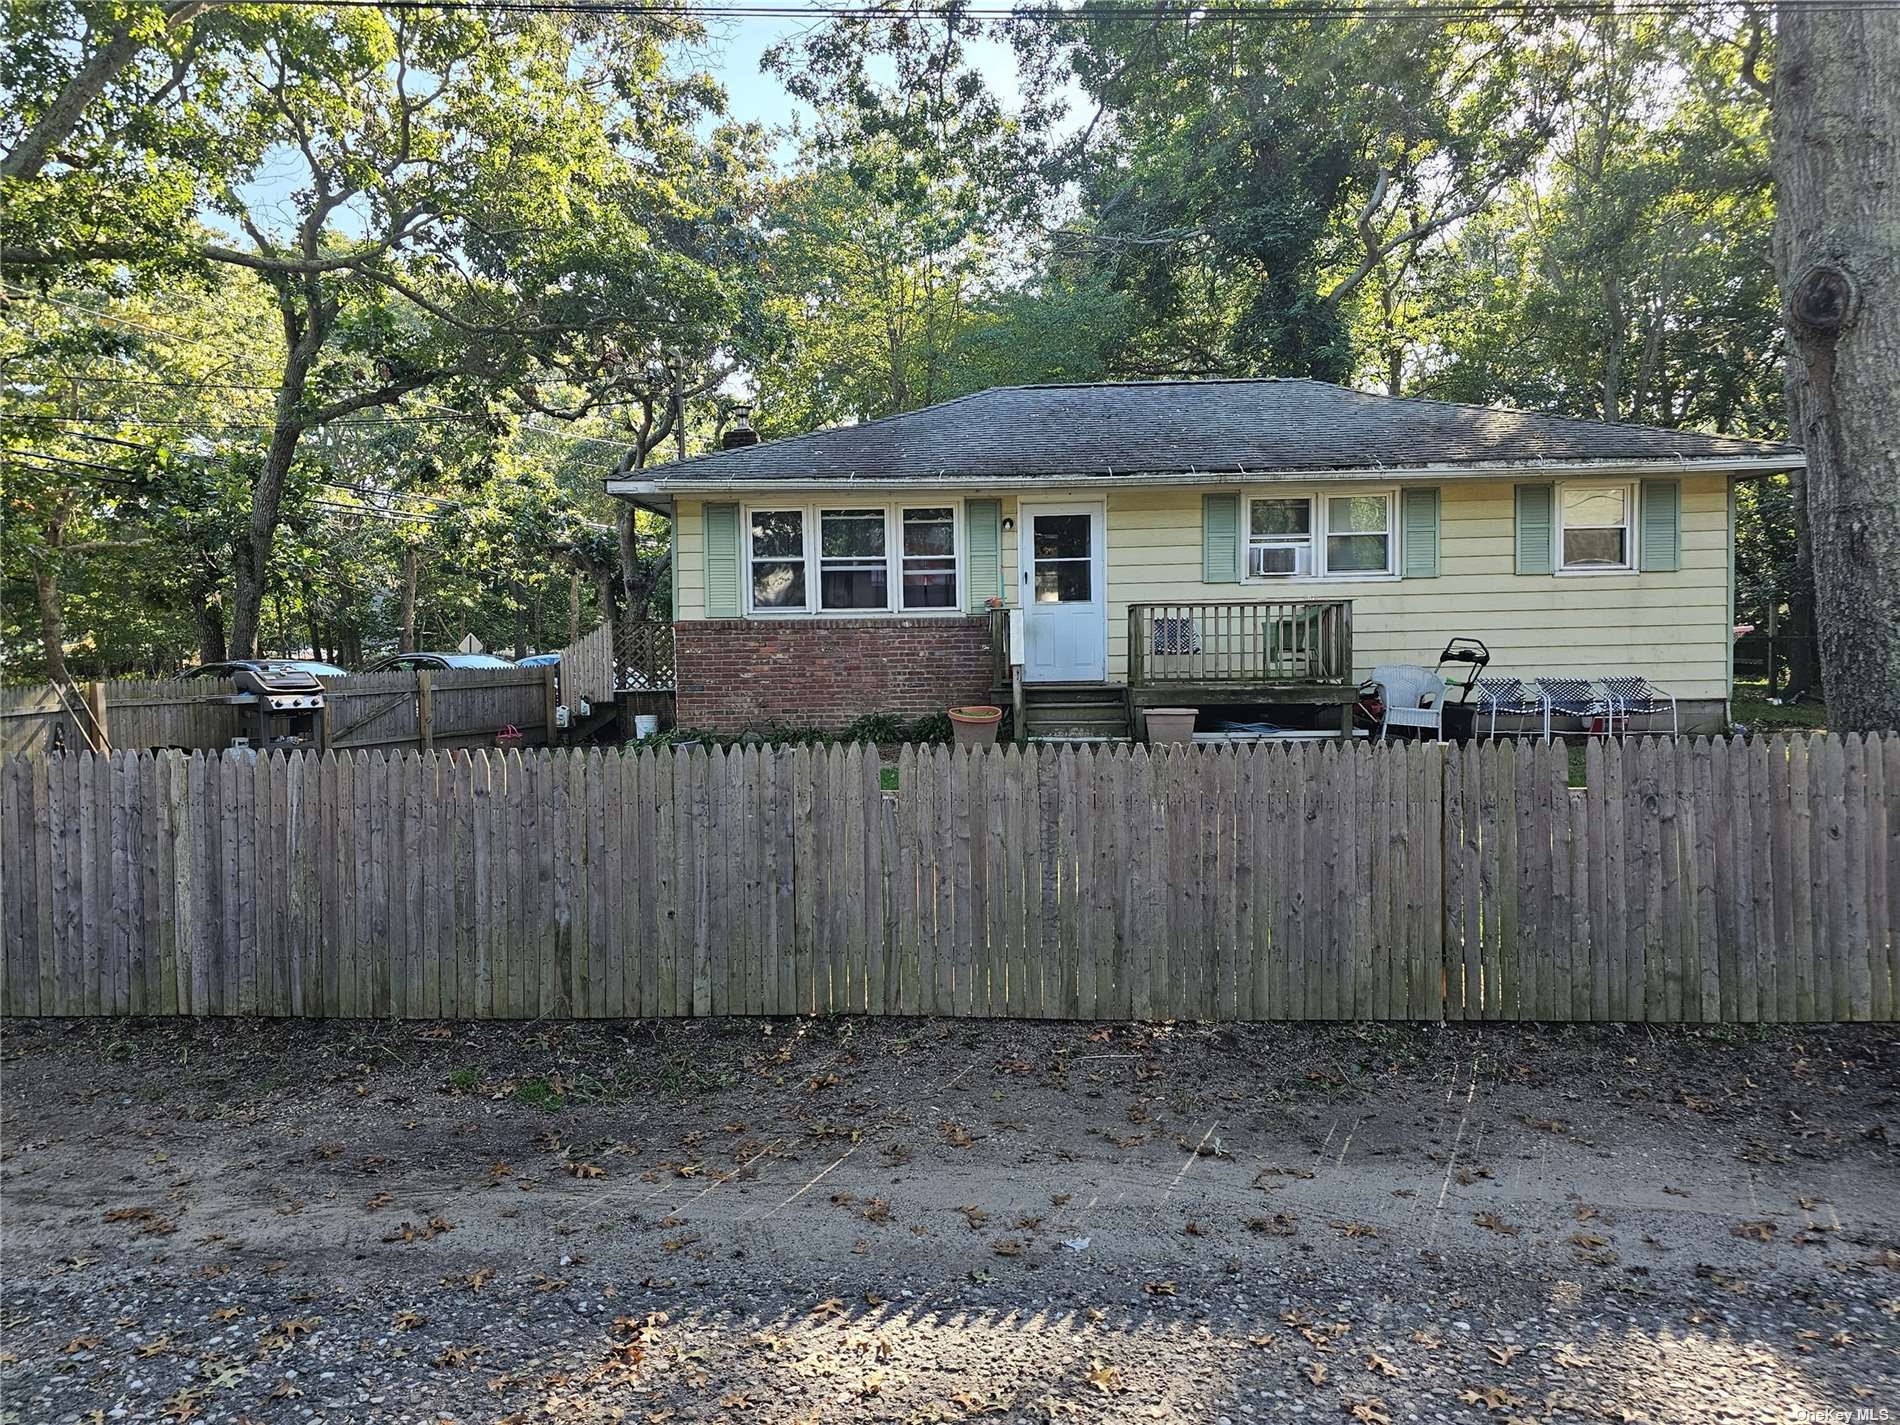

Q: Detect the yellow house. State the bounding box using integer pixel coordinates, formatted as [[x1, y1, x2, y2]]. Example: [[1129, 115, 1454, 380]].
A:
[[607, 379, 1801, 739]]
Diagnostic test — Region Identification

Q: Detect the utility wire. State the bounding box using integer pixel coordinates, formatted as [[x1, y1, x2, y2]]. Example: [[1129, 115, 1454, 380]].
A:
[[184, 0, 1900, 15]]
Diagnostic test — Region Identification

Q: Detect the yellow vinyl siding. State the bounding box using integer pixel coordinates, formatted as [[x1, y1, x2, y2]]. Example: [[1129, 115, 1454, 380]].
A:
[[1101, 477, 1731, 699], [675, 498, 706, 621], [668, 477, 1732, 701]]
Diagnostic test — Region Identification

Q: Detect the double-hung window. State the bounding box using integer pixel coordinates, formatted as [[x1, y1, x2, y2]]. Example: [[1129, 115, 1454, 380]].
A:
[[744, 503, 961, 613], [1248, 497, 1314, 577], [748, 509, 808, 609], [1245, 490, 1396, 580], [899, 506, 958, 608], [819, 508, 888, 610], [1558, 484, 1634, 572], [1325, 494, 1393, 574]]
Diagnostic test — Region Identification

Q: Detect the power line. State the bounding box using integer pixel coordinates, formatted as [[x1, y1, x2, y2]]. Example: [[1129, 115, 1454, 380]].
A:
[[34, 373, 290, 392], [35, 412, 480, 431], [185, 0, 1900, 15]]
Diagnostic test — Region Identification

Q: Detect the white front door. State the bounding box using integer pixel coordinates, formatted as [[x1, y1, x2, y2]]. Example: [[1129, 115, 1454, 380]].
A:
[[1019, 501, 1106, 683]]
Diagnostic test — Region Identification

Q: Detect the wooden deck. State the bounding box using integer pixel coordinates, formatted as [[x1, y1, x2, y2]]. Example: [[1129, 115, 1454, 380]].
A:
[[991, 599, 1359, 739]]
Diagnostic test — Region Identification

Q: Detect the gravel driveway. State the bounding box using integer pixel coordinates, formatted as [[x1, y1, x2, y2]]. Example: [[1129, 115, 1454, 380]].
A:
[[2, 1017, 1895, 1424]]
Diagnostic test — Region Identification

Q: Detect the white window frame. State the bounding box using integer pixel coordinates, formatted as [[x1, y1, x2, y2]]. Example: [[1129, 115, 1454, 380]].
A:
[[743, 501, 965, 616], [1243, 488, 1399, 582], [1555, 481, 1637, 575], [745, 506, 813, 613], [1246, 494, 1317, 578], [816, 506, 892, 613]]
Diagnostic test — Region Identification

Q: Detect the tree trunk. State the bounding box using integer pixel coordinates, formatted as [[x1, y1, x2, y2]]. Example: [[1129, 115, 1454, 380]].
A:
[[1772, 4, 1900, 731], [229, 414, 304, 658], [32, 566, 70, 685], [399, 547, 420, 653], [568, 571, 582, 646], [1781, 432, 1822, 700], [230, 287, 323, 658], [616, 506, 640, 610], [195, 595, 227, 667]]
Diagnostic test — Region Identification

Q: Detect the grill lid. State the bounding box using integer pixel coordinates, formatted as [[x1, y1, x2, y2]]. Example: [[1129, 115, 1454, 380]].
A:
[[234, 664, 325, 696]]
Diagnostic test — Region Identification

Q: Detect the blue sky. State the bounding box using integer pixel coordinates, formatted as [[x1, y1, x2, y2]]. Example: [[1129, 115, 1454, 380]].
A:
[[227, 13, 1061, 243], [691, 12, 1048, 155]]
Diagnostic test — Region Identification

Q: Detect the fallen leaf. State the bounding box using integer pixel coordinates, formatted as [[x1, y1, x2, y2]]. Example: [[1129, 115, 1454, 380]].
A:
[[1085, 1359, 1125, 1394]]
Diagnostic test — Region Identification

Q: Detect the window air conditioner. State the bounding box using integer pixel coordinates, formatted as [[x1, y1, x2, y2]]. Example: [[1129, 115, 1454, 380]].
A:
[[1250, 544, 1309, 577]]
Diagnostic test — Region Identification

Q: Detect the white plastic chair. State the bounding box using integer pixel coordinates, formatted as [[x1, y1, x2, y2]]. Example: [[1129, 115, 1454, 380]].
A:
[[1370, 664, 1446, 741]]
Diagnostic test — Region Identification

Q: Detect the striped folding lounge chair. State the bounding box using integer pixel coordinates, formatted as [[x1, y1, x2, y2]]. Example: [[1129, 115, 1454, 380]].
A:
[[1475, 677, 1549, 740], [1600, 676, 1678, 736], [1537, 677, 1613, 735]]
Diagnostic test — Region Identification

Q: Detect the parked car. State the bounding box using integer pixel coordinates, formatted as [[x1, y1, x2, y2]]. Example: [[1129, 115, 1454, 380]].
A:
[[185, 658, 349, 679], [359, 652, 517, 673], [514, 653, 562, 668]]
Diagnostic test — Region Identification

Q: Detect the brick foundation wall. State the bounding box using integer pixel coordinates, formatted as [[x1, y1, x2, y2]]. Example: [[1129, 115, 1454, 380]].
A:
[[674, 617, 996, 733]]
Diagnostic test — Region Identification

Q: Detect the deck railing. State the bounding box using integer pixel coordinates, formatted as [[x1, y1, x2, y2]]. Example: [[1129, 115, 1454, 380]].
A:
[[1128, 599, 1354, 688]]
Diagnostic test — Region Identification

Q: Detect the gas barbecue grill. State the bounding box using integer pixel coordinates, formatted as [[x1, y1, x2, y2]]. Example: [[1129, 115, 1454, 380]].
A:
[[223, 663, 326, 750]]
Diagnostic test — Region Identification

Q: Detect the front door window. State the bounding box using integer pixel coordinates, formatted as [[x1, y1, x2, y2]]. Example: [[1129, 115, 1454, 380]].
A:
[[1032, 514, 1093, 602]]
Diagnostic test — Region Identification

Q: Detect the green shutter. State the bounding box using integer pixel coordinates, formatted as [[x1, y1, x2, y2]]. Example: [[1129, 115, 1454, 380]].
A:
[[1514, 483, 1555, 575], [1639, 478, 1681, 572], [1202, 492, 1241, 583], [703, 501, 741, 619], [1400, 487, 1440, 578], [965, 498, 1001, 612]]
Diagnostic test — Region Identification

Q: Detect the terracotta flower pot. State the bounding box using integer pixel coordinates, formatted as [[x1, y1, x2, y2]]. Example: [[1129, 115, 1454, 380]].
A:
[[1144, 707, 1198, 745], [949, 705, 1003, 748]]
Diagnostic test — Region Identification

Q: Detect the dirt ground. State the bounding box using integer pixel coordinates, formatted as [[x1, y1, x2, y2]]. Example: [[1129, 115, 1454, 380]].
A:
[[1, 1017, 1896, 1425]]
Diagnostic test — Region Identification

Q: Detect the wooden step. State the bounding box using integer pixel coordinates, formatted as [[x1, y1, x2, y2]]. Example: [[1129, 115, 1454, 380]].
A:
[[1022, 707, 1132, 740], [1023, 683, 1126, 705]]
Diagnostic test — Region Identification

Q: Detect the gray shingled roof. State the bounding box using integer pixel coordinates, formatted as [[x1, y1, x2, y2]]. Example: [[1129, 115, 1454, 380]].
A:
[[623, 379, 1800, 487]]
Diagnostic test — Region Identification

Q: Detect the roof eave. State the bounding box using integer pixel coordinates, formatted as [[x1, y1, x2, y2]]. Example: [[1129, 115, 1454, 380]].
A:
[[606, 452, 1803, 498]]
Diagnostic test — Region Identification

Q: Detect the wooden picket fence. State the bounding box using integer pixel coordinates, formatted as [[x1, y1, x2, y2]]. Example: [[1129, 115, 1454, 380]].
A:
[[0, 736, 1894, 1022]]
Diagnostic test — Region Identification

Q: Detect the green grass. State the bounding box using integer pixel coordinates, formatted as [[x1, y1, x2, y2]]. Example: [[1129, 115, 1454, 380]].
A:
[[1730, 679, 1828, 732], [512, 1076, 566, 1111]]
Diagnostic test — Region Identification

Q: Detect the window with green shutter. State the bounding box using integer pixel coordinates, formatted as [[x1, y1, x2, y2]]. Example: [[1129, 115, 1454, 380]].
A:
[[1638, 478, 1681, 572], [1514, 483, 1555, 575], [1202, 492, 1241, 583], [1400, 487, 1440, 578]]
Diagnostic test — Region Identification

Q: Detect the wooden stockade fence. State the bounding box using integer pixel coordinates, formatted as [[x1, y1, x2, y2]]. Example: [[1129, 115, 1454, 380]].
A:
[[0, 667, 553, 757], [1, 736, 1894, 1023]]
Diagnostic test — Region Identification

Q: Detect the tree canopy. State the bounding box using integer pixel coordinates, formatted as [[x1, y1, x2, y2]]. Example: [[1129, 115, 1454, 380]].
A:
[[1, 0, 1825, 692]]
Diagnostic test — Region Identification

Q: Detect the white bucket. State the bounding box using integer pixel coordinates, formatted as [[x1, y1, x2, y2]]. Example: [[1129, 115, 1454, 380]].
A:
[[634, 714, 660, 739]]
